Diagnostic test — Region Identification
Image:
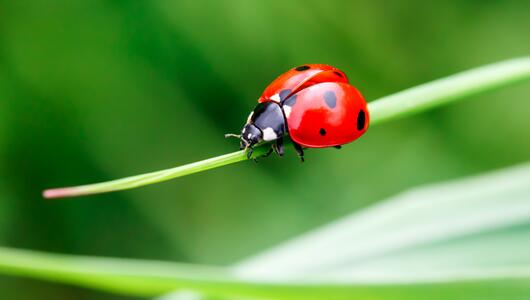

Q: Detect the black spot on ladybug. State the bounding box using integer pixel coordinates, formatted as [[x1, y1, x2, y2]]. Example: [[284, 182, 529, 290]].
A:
[[319, 128, 327, 136], [333, 71, 343, 78], [295, 65, 310, 71], [323, 91, 337, 108], [279, 89, 292, 101], [357, 110, 366, 131], [283, 94, 297, 106]]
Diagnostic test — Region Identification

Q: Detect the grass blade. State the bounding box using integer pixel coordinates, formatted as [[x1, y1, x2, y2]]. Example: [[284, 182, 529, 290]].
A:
[[369, 57, 530, 124], [43, 151, 251, 199], [1, 246, 530, 299], [43, 57, 530, 199]]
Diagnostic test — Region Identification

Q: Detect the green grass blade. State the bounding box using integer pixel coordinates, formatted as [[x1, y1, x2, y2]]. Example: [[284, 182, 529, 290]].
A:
[[369, 57, 530, 124], [43, 150, 250, 198], [0, 247, 228, 296], [43, 57, 530, 199], [1, 246, 530, 300]]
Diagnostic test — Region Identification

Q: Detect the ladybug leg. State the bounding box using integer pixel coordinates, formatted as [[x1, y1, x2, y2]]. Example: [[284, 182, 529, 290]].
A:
[[334, 145, 342, 149], [273, 137, 285, 157], [246, 146, 254, 159], [293, 142, 305, 163]]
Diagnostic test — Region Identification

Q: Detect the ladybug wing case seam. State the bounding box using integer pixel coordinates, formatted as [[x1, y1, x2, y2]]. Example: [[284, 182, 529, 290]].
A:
[[259, 64, 347, 103]]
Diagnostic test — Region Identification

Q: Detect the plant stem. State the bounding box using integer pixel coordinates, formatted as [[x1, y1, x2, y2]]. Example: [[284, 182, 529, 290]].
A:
[[43, 57, 530, 199]]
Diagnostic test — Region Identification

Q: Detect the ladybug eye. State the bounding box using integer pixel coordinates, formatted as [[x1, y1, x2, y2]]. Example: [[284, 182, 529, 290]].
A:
[[357, 110, 366, 131], [295, 65, 310, 71]]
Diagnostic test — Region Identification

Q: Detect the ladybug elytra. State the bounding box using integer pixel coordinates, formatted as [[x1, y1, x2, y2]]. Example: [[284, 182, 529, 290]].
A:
[[226, 64, 369, 161]]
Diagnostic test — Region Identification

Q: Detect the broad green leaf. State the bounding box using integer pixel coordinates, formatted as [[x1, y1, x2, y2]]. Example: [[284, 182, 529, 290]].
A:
[[234, 163, 530, 282]]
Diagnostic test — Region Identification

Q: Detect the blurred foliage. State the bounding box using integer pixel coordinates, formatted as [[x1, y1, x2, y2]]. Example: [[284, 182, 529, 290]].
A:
[[0, 0, 529, 299]]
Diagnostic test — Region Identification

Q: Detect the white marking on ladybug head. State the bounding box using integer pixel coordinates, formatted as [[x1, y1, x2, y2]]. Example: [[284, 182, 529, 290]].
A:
[[247, 111, 254, 123], [283, 105, 292, 118], [270, 93, 281, 103], [262, 127, 278, 141], [247, 133, 252, 139]]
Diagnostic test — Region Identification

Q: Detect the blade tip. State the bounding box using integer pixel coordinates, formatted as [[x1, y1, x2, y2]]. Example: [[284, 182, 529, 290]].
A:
[[43, 188, 78, 199]]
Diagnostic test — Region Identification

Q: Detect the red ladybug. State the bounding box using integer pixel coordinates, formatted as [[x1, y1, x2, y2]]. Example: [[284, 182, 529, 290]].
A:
[[226, 64, 369, 161]]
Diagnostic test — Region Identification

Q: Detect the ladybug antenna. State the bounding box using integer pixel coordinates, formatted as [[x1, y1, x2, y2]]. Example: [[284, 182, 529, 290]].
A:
[[224, 133, 240, 139]]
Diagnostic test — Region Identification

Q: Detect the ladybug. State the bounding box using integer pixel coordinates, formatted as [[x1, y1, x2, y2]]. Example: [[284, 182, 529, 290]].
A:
[[226, 64, 369, 161]]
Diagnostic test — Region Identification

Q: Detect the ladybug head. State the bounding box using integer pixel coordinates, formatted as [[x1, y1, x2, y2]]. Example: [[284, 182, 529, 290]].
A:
[[240, 124, 262, 149]]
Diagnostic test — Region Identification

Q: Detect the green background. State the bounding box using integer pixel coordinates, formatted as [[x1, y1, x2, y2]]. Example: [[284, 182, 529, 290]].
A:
[[0, 1, 529, 299]]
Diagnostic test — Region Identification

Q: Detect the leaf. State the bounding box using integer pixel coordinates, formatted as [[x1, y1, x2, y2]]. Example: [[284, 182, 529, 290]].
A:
[[233, 162, 530, 283]]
